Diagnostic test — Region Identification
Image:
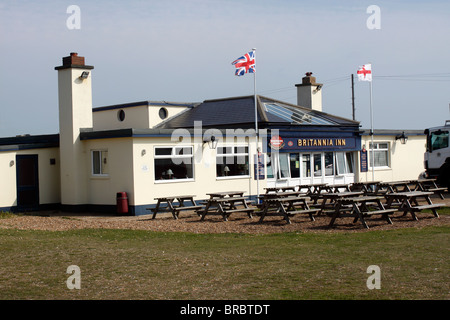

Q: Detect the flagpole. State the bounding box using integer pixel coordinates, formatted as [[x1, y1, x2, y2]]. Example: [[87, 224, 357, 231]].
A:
[[369, 71, 375, 182], [253, 48, 260, 204]]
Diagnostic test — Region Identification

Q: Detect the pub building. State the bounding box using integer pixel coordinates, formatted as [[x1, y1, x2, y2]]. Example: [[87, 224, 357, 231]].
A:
[[0, 53, 424, 215]]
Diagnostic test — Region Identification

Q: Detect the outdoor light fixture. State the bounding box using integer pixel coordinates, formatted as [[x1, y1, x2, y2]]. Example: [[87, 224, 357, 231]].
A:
[[203, 135, 219, 149], [396, 131, 408, 144], [79, 71, 89, 79]]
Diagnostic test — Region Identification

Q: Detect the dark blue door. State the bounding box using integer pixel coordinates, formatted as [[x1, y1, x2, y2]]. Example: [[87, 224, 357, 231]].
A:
[[16, 155, 39, 211]]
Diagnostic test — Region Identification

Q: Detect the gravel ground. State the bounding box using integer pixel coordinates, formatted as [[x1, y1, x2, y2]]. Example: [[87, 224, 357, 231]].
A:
[[1, 194, 449, 234]]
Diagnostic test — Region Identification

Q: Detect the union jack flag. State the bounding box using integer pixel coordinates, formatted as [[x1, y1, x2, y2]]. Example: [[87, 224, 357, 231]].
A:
[[231, 50, 255, 76]]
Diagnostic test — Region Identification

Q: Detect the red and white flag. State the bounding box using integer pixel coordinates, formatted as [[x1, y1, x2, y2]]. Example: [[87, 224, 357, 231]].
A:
[[357, 64, 372, 81]]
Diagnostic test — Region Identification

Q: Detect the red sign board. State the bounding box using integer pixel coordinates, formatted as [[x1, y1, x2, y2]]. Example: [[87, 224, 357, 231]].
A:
[[269, 136, 284, 150]]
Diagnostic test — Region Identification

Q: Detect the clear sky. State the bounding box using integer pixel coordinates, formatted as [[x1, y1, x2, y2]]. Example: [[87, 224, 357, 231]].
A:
[[0, 0, 449, 137]]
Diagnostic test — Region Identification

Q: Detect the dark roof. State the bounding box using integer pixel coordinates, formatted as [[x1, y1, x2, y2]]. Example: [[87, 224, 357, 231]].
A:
[[155, 96, 261, 129], [0, 134, 59, 151], [155, 95, 359, 129], [93, 100, 198, 112]]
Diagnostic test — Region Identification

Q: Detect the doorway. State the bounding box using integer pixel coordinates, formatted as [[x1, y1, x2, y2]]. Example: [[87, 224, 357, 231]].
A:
[[16, 155, 39, 211]]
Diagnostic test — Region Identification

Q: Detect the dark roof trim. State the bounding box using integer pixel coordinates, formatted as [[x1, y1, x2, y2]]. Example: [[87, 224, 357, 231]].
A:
[[360, 129, 425, 136], [93, 101, 198, 112], [55, 65, 94, 70], [80, 128, 258, 140], [0, 134, 59, 151]]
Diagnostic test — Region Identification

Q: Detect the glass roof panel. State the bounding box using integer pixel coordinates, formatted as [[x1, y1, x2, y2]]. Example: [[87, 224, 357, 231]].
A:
[[263, 102, 337, 125]]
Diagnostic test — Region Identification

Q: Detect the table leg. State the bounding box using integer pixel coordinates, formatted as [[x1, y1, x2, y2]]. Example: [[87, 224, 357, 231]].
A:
[[152, 200, 162, 219], [258, 202, 269, 223], [377, 199, 393, 225], [166, 200, 178, 219], [328, 202, 343, 227], [425, 196, 440, 218], [279, 203, 291, 224], [200, 201, 213, 221], [217, 203, 228, 221], [404, 198, 418, 221], [351, 203, 369, 229]]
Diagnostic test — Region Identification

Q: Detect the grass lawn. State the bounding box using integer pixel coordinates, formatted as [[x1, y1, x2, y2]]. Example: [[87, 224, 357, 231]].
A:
[[0, 225, 448, 300]]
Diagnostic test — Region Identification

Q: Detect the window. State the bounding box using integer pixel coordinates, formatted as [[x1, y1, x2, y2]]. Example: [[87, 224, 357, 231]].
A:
[[266, 153, 274, 178], [430, 131, 449, 151], [159, 108, 168, 120], [267, 151, 355, 179], [369, 143, 389, 168], [154, 146, 193, 180], [92, 150, 108, 175], [313, 154, 322, 176], [278, 153, 290, 179], [336, 152, 354, 174], [289, 153, 300, 178], [117, 109, 125, 121], [324, 152, 334, 176], [216, 146, 249, 177]]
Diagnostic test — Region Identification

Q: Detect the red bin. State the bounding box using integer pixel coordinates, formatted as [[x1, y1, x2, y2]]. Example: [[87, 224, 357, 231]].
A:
[[116, 192, 128, 214]]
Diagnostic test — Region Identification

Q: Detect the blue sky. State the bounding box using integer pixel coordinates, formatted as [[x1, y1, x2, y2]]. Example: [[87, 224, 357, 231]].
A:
[[1, 0, 449, 136]]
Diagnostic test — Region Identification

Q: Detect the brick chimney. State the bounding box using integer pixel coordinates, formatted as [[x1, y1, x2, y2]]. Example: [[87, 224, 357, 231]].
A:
[[295, 72, 323, 112]]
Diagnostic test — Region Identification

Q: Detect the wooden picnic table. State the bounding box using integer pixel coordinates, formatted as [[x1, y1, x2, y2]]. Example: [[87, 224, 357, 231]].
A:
[[327, 183, 352, 193], [259, 191, 307, 199], [328, 195, 398, 229], [297, 183, 329, 194], [148, 195, 202, 219], [206, 191, 245, 199], [409, 179, 447, 200], [384, 191, 444, 221], [258, 195, 319, 224], [375, 180, 414, 194], [264, 186, 297, 193], [317, 191, 364, 215], [198, 191, 254, 221], [350, 181, 381, 194]]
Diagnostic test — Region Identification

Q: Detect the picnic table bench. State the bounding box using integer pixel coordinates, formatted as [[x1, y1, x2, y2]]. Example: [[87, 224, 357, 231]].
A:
[[258, 195, 320, 224], [148, 195, 202, 219], [384, 191, 443, 220], [327, 183, 352, 193], [197, 191, 254, 221], [297, 183, 329, 195], [317, 191, 364, 215], [350, 181, 381, 194], [410, 179, 447, 200], [328, 195, 397, 229], [264, 186, 297, 193]]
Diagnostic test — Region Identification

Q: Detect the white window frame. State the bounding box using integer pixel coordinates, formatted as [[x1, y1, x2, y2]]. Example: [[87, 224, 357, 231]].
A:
[[369, 142, 390, 169], [335, 152, 355, 176], [91, 150, 109, 176], [154, 145, 194, 183], [216, 145, 250, 179]]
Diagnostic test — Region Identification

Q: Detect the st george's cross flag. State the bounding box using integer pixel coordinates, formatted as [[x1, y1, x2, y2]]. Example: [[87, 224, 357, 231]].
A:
[[231, 50, 256, 76], [357, 64, 372, 81]]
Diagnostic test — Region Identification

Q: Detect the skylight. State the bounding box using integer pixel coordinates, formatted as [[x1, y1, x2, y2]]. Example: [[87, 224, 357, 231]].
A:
[[263, 102, 337, 125]]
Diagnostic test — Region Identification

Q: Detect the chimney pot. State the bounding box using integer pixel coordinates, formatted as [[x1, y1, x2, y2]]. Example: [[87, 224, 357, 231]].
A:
[[56, 52, 93, 70], [302, 73, 316, 85]]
